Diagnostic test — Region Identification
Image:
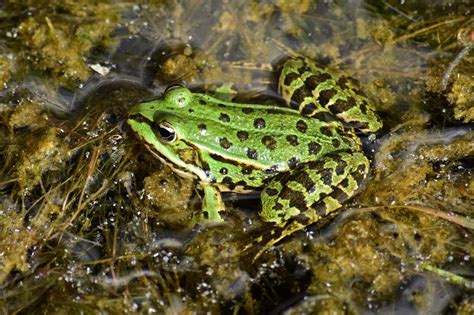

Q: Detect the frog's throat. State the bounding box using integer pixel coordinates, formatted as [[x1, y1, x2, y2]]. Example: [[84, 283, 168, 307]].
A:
[[144, 143, 199, 180]]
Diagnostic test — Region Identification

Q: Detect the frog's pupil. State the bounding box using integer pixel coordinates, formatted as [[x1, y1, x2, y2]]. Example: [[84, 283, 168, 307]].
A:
[[158, 126, 175, 142]]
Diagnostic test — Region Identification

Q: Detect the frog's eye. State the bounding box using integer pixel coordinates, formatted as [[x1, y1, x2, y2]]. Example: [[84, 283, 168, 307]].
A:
[[156, 122, 176, 143], [165, 86, 193, 107]]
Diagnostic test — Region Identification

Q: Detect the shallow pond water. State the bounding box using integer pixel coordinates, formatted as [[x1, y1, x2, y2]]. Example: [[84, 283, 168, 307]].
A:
[[0, 1, 473, 314]]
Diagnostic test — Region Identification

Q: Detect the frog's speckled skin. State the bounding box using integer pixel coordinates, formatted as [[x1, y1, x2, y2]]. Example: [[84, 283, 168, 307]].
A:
[[128, 58, 382, 253], [279, 59, 381, 132]]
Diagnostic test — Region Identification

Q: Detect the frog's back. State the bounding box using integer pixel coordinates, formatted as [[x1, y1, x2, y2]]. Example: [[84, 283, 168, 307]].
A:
[[173, 94, 361, 171]]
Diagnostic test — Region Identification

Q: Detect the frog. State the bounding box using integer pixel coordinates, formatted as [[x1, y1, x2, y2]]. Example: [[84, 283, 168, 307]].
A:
[[127, 58, 382, 253]]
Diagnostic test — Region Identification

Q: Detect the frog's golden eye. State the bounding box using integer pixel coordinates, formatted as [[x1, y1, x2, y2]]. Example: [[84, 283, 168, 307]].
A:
[[156, 122, 176, 143]]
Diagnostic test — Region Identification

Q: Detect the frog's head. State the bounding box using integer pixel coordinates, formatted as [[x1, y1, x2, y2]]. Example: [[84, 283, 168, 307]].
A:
[[127, 87, 207, 180]]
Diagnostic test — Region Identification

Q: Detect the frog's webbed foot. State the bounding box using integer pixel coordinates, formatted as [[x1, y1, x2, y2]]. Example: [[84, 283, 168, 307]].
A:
[[246, 152, 370, 262], [241, 221, 307, 262]]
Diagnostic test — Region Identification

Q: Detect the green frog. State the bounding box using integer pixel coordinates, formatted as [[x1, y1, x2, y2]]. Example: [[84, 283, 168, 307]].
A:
[[128, 58, 382, 251]]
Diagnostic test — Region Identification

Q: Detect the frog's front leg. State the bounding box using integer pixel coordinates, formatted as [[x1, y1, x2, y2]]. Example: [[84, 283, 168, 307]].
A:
[[257, 152, 369, 254], [201, 184, 225, 222]]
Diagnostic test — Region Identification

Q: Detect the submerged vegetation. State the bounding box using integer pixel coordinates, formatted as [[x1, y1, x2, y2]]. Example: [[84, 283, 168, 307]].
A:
[[0, 1, 472, 313], [2, 0, 119, 88]]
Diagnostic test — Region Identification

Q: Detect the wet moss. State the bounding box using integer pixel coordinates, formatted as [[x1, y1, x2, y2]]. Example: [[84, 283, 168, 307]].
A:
[[0, 56, 11, 90], [16, 128, 70, 191], [142, 167, 194, 228], [365, 129, 474, 213], [449, 72, 474, 122], [8, 100, 50, 130], [5, 0, 119, 88], [157, 52, 199, 83], [457, 296, 474, 315]]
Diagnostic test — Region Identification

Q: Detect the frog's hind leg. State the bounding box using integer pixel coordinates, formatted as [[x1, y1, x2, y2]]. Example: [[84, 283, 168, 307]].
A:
[[277, 58, 334, 120], [278, 58, 382, 133], [251, 152, 369, 260]]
